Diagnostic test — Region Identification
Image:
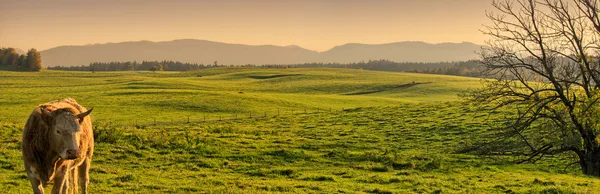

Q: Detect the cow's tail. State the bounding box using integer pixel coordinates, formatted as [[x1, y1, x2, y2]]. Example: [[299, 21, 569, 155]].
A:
[[69, 167, 79, 194]]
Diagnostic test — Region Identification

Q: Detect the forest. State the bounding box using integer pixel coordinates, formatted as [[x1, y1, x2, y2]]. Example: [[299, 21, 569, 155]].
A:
[[49, 59, 484, 77]]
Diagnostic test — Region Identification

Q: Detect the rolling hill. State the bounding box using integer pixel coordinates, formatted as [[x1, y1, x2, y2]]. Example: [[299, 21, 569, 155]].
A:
[[0, 67, 481, 124], [40, 39, 482, 66]]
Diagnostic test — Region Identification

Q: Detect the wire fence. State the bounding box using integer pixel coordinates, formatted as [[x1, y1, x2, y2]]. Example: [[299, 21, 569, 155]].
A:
[[0, 107, 355, 128]]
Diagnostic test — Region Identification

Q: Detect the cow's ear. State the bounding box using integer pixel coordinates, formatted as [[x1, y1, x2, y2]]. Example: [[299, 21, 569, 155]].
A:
[[77, 108, 93, 120]]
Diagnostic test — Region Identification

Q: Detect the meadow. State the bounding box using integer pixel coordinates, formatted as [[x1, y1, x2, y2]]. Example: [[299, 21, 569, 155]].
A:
[[0, 68, 598, 193], [0, 68, 480, 124]]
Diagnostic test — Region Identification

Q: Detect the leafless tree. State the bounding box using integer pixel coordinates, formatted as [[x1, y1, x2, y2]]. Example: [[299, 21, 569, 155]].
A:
[[466, 0, 600, 176]]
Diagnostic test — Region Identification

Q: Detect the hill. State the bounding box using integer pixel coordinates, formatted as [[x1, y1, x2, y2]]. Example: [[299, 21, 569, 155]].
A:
[[0, 68, 480, 123], [320, 41, 481, 63], [40, 39, 482, 66]]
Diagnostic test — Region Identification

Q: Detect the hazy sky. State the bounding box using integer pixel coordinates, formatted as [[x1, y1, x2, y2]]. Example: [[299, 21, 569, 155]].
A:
[[0, 0, 493, 51]]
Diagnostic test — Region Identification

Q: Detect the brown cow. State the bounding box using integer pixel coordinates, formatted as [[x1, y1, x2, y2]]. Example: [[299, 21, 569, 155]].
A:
[[22, 98, 94, 194]]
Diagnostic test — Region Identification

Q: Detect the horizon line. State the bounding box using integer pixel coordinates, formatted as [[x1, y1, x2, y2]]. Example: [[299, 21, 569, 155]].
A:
[[28, 39, 482, 53]]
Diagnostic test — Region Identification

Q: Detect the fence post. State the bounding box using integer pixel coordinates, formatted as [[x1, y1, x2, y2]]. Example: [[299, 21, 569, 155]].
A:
[[153, 119, 156, 125], [264, 112, 266, 117], [250, 112, 252, 118], [304, 108, 306, 114], [187, 116, 190, 123]]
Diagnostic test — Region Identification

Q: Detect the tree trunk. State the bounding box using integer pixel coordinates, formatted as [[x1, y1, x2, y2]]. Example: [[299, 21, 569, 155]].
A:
[[580, 150, 600, 177]]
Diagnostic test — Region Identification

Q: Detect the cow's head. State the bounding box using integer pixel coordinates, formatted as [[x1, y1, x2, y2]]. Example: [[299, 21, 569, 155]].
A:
[[42, 107, 93, 160]]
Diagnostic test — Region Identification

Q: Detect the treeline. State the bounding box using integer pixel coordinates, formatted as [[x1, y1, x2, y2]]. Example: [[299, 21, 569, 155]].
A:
[[48, 59, 484, 78], [262, 59, 484, 77], [49, 61, 221, 72], [270, 60, 463, 72], [406, 60, 483, 77], [0, 48, 43, 71]]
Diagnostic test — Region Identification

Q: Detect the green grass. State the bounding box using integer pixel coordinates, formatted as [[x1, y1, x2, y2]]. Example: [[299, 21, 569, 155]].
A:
[[0, 68, 598, 193], [0, 68, 480, 125], [1, 104, 598, 193]]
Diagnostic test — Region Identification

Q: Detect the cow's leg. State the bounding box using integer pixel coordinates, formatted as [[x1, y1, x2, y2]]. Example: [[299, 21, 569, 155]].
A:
[[27, 175, 44, 194], [51, 166, 67, 194], [26, 166, 45, 194], [78, 158, 91, 194]]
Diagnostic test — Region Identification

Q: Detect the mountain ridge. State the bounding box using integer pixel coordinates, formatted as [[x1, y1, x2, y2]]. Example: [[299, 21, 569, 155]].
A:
[[40, 39, 483, 66]]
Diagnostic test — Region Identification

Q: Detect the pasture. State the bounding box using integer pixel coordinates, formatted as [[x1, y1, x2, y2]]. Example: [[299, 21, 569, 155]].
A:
[[0, 68, 479, 124], [0, 68, 598, 193]]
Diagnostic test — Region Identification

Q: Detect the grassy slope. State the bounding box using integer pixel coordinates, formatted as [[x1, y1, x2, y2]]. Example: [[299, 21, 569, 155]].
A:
[[0, 68, 480, 124], [0, 68, 598, 193]]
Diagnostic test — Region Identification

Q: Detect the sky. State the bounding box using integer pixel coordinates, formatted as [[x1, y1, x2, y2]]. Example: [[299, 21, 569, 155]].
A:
[[0, 0, 494, 52]]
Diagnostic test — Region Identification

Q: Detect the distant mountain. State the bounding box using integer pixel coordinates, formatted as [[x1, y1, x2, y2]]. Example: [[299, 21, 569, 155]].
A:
[[14, 48, 26, 55], [40, 39, 482, 67], [320, 41, 482, 63]]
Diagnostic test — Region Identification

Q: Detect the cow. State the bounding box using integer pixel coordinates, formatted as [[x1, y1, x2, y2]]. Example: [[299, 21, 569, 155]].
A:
[[22, 98, 94, 194]]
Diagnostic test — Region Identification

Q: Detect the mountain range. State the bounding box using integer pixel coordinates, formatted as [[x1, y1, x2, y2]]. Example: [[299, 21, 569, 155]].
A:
[[39, 39, 483, 67]]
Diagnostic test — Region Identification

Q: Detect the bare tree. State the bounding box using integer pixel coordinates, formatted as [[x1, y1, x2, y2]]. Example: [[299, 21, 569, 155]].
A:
[[466, 0, 600, 176]]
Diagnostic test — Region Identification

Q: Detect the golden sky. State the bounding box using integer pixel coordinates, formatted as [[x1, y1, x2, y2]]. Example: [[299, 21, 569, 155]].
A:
[[0, 0, 494, 51]]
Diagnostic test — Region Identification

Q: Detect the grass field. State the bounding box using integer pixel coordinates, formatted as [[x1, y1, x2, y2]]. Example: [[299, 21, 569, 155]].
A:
[[0, 68, 598, 193], [0, 68, 480, 124]]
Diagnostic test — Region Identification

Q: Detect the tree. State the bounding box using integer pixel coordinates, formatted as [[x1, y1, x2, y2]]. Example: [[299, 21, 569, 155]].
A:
[[465, 0, 600, 176], [2, 48, 19, 66], [27, 48, 42, 71], [0, 48, 4, 65], [161, 62, 168, 71], [124, 62, 135, 71], [18, 55, 27, 68], [132, 61, 138, 71], [150, 66, 157, 73]]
